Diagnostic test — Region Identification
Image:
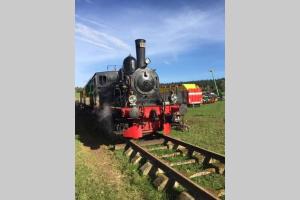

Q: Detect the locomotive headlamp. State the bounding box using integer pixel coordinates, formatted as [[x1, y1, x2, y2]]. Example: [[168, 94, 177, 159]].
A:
[[171, 93, 178, 103], [145, 57, 151, 65], [128, 95, 137, 105]]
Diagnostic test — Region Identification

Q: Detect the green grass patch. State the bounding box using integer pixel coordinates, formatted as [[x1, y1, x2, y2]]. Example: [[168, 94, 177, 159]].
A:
[[192, 173, 225, 191], [149, 148, 177, 156], [173, 163, 205, 175], [171, 101, 225, 155], [162, 154, 190, 163], [76, 137, 166, 200], [113, 150, 168, 200], [170, 101, 225, 196], [75, 140, 118, 200]]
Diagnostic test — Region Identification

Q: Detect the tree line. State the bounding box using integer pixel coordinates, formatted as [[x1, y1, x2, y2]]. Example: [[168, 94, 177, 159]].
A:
[[75, 87, 83, 93], [75, 78, 225, 95], [160, 78, 225, 95]]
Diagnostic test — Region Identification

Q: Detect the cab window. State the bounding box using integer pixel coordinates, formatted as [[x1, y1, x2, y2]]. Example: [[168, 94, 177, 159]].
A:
[[98, 75, 107, 85]]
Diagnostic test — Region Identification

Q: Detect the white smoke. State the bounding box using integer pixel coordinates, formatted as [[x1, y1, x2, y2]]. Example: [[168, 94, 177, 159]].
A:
[[96, 103, 112, 136], [97, 103, 111, 122]]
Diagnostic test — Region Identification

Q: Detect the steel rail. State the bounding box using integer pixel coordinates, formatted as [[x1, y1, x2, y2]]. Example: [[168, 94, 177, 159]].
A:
[[129, 140, 220, 200], [159, 134, 225, 163]]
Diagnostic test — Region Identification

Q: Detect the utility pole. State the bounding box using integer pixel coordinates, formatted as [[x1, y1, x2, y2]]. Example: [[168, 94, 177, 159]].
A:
[[209, 68, 220, 97]]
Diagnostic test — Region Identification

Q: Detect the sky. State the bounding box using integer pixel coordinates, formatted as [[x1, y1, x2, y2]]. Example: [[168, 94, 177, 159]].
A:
[[75, 0, 224, 87]]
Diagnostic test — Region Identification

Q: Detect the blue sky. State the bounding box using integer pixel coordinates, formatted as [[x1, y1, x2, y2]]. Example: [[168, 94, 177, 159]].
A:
[[75, 0, 224, 86]]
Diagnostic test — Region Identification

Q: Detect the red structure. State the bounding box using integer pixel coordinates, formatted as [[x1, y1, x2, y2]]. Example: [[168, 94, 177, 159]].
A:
[[118, 105, 179, 139], [183, 84, 203, 105], [160, 84, 203, 106]]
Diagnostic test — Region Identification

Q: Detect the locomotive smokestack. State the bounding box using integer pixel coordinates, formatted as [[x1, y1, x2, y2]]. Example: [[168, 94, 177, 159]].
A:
[[135, 39, 146, 69]]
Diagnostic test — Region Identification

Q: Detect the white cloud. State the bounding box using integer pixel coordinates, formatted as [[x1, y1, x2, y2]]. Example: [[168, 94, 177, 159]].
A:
[[75, 22, 130, 52], [75, 15, 108, 28], [75, 4, 224, 85], [163, 60, 170, 65], [76, 6, 223, 61]]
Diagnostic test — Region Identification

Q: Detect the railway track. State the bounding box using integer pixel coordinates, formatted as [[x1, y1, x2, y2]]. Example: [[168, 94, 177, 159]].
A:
[[118, 134, 225, 200]]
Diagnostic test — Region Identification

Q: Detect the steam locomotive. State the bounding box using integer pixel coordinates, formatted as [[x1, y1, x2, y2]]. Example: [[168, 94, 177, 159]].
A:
[[81, 39, 187, 139]]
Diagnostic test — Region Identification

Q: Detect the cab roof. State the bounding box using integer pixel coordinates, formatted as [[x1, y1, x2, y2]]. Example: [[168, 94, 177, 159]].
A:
[[182, 84, 200, 90]]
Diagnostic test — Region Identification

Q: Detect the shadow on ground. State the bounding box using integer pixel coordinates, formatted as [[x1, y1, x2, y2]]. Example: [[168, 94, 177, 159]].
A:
[[75, 106, 113, 150], [75, 104, 163, 150]]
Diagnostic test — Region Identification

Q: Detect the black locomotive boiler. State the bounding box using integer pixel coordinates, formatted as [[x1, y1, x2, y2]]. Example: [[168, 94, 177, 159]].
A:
[[82, 39, 186, 139]]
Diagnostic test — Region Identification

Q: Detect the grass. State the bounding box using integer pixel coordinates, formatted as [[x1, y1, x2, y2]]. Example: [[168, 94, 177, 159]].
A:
[[75, 101, 225, 199], [173, 162, 205, 175], [162, 154, 190, 163], [76, 137, 168, 200], [149, 148, 177, 156], [113, 150, 169, 200], [171, 101, 225, 155], [165, 101, 225, 196], [75, 139, 118, 200], [76, 109, 169, 200], [192, 173, 225, 191], [112, 101, 225, 198]]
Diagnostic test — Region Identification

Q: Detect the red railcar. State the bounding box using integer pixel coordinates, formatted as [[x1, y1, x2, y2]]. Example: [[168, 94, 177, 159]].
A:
[[160, 84, 203, 106]]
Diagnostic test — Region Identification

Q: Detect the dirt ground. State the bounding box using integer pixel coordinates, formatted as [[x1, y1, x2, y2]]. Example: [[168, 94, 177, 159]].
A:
[[80, 143, 124, 188]]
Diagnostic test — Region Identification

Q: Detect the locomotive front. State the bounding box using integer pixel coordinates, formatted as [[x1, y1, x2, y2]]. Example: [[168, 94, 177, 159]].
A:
[[120, 39, 161, 106], [112, 39, 184, 139]]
